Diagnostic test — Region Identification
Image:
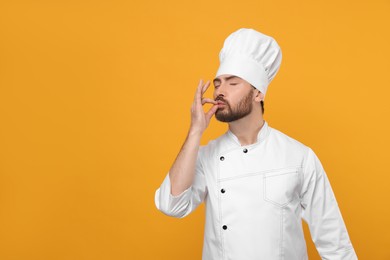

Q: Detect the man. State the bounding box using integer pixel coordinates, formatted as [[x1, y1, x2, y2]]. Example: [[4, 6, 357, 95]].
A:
[[155, 28, 357, 260]]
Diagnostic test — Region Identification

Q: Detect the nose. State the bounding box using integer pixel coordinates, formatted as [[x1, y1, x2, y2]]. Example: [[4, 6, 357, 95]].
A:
[[214, 81, 227, 99]]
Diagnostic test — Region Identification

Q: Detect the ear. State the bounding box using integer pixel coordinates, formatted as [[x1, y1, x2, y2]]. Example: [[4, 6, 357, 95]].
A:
[[254, 89, 265, 102]]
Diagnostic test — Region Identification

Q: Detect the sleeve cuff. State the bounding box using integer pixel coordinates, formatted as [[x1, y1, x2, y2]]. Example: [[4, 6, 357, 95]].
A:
[[155, 173, 193, 218], [320, 246, 358, 260]]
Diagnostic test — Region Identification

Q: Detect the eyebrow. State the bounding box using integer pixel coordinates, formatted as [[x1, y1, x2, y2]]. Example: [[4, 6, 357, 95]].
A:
[[213, 75, 240, 85]]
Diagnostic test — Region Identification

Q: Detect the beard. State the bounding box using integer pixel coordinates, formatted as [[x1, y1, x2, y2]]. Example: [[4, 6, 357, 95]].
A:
[[215, 90, 254, 123]]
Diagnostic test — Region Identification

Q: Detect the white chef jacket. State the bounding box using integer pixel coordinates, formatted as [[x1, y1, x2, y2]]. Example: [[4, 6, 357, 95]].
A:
[[155, 120, 357, 260]]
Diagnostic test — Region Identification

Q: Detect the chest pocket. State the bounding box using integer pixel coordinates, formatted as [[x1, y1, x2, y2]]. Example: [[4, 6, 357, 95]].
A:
[[263, 167, 301, 208]]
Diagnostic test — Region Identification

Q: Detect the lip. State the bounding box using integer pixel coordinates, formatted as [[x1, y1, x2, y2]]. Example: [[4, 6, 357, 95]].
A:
[[216, 101, 226, 108]]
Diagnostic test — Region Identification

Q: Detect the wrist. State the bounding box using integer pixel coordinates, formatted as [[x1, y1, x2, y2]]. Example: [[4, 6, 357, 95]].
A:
[[188, 128, 203, 138]]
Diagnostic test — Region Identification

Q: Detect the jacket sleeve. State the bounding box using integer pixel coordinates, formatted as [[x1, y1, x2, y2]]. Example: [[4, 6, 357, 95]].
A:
[[300, 147, 358, 260], [154, 147, 207, 218]]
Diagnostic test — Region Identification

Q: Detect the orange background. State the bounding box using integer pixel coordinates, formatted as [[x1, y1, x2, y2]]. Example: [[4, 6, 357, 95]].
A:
[[1, 0, 389, 259]]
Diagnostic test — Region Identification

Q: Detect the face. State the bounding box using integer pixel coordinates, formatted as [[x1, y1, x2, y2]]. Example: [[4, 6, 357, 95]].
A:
[[213, 75, 255, 122]]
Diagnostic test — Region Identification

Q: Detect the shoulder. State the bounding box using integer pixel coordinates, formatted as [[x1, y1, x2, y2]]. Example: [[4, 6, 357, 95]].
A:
[[268, 125, 311, 154], [269, 126, 323, 171]]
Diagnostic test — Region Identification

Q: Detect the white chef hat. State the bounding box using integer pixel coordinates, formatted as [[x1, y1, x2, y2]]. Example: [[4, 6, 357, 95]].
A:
[[215, 28, 282, 98]]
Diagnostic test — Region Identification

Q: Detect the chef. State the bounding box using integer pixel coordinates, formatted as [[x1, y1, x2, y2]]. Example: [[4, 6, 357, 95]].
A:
[[154, 28, 357, 260]]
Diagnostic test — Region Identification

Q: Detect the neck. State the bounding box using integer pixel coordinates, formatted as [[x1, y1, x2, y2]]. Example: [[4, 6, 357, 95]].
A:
[[228, 111, 265, 146]]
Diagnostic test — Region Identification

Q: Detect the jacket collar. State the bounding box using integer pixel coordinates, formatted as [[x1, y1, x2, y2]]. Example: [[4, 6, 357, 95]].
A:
[[226, 120, 270, 147]]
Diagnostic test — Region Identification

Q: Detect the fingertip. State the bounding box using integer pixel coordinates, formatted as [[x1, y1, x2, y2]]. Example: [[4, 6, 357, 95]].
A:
[[211, 105, 218, 113]]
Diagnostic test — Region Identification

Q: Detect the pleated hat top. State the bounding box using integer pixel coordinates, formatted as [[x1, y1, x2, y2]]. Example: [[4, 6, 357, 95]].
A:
[[215, 28, 282, 98]]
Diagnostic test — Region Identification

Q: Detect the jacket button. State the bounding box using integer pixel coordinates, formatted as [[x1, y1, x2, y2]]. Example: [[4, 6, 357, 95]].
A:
[[221, 189, 225, 193], [222, 225, 228, 230], [220, 156, 225, 161], [243, 148, 248, 153]]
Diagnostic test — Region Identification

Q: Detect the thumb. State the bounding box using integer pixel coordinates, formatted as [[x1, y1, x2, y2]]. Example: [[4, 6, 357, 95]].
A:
[[205, 104, 218, 122]]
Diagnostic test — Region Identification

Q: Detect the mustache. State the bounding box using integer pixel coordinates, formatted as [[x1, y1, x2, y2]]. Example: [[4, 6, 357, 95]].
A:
[[215, 96, 229, 109], [215, 96, 226, 102]]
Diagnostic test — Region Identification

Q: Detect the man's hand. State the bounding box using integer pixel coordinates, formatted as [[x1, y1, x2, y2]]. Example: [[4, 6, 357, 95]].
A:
[[166, 79, 217, 197], [190, 79, 218, 135]]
